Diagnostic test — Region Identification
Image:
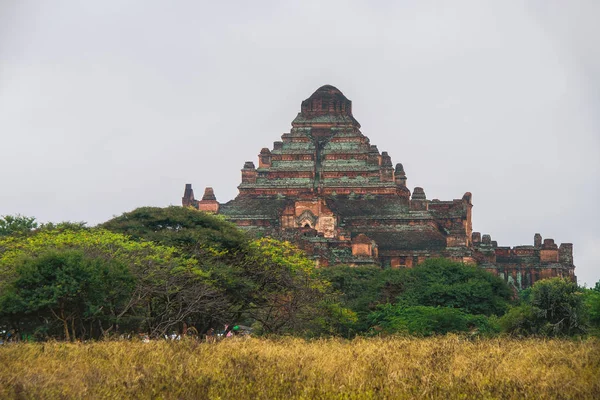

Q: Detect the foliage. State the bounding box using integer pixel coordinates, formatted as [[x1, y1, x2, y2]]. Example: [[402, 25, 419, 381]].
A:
[[228, 238, 343, 335], [501, 277, 587, 336], [499, 305, 539, 336], [4, 208, 591, 341], [396, 258, 512, 316], [368, 304, 499, 337], [1, 337, 599, 399], [100, 206, 247, 258], [0, 215, 37, 237], [102, 207, 350, 337], [319, 260, 511, 335], [0, 227, 188, 284], [0, 227, 222, 340], [583, 288, 600, 336], [310, 301, 359, 337], [0, 250, 134, 341], [317, 266, 406, 332], [38, 221, 87, 232], [101, 207, 258, 332]]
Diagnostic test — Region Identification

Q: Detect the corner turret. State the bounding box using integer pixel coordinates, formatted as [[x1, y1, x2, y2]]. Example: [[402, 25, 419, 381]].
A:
[[259, 148, 272, 168], [198, 187, 219, 213], [182, 184, 196, 208], [395, 163, 407, 187], [241, 161, 257, 184], [368, 145, 380, 165], [380, 151, 394, 182], [410, 187, 428, 211], [534, 233, 542, 248]]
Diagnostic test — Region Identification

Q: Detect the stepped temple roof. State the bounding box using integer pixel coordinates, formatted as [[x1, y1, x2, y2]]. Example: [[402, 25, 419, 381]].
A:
[[182, 85, 576, 289]]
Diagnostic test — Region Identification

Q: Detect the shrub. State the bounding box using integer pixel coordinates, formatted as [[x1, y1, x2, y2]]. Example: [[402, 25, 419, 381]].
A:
[[368, 304, 499, 336], [583, 287, 600, 336], [396, 258, 512, 316], [501, 278, 586, 336]]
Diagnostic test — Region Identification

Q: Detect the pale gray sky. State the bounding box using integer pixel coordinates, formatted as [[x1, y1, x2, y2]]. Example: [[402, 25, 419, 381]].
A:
[[1, 1, 599, 285]]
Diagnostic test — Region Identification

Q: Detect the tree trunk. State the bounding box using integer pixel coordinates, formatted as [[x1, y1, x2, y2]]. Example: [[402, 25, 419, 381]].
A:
[[62, 319, 70, 342], [71, 318, 76, 341], [61, 307, 71, 342]]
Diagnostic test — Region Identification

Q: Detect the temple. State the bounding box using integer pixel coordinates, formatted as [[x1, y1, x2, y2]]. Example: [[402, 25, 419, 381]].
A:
[[182, 85, 575, 289]]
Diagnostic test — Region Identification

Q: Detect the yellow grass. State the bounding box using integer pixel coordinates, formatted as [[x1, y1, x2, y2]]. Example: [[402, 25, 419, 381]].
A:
[[0, 336, 599, 399]]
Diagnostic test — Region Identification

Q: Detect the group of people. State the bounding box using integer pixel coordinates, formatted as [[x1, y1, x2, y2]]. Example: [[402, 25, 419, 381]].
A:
[[205, 324, 248, 342], [0, 325, 251, 343]]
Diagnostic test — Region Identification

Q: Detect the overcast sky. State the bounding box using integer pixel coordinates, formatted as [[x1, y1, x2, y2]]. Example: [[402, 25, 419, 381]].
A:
[[1, 0, 598, 285]]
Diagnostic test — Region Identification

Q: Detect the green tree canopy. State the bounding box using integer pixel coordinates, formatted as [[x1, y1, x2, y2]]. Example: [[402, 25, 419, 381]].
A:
[[0, 227, 191, 281], [0, 215, 37, 237], [320, 259, 511, 332], [501, 277, 587, 336], [317, 266, 406, 333], [396, 258, 512, 316], [0, 250, 134, 341], [101, 207, 350, 336], [100, 206, 247, 258], [0, 227, 223, 340], [583, 287, 600, 336], [235, 238, 338, 334], [368, 304, 499, 337]]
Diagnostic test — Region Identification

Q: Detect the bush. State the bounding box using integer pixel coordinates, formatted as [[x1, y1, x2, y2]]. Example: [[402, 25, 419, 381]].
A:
[[0, 250, 134, 341], [319, 260, 511, 335], [397, 258, 512, 316], [317, 266, 407, 333], [501, 278, 586, 336], [368, 304, 500, 337], [583, 287, 600, 336], [499, 305, 539, 336]]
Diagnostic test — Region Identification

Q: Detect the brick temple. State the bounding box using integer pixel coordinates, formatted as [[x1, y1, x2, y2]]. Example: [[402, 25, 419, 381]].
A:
[[183, 85, 575, 289]]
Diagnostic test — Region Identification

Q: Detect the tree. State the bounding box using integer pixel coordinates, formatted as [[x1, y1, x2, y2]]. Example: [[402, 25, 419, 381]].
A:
[[318, 260, 512, 336], [498, 305, 539, 336], [583, 286, 600, 336], [0, 226, 185, 286], [319, 260, 509, 336], [134, 255, 228, 338], [0, 215, 37, 237], [530, 277, 586, 336], [0, 250, 134, 341], [317, 266, 407, 333], [0, 227, 222, 340], [500, 277, 586, 336], [102, 207, 350, 336], [368, 304, 498, 336], [100, 206, 247, 259], [395, 258, 512, 316], [319, 259, 511, 334], [224, 238, 343, 335]]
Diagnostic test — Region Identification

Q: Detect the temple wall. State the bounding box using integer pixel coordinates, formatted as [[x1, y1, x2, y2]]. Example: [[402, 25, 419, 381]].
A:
[[198, 200, 219, 213], [540, 249, 559, 262], [181, 85, 574, 289], [352, 243, 372, 256]]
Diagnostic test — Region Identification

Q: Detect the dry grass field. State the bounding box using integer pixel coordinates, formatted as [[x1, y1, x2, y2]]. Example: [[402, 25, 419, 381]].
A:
[[0, 336, 599, 399]]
